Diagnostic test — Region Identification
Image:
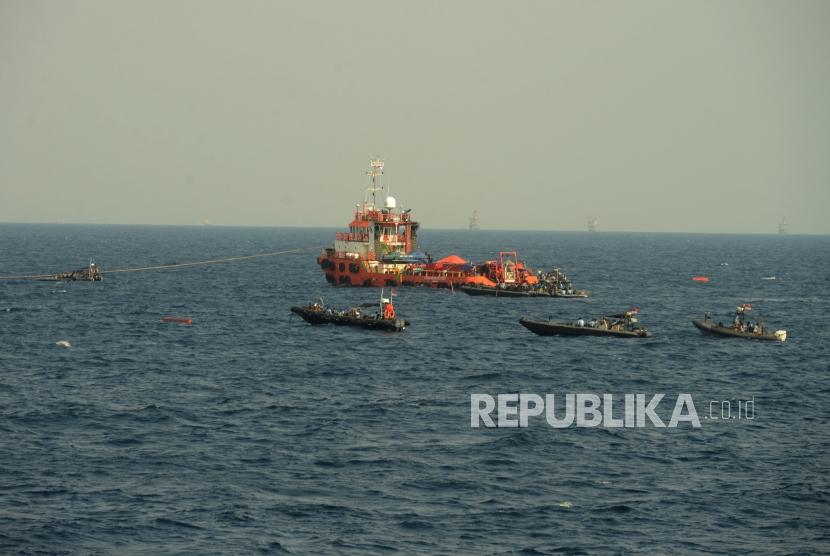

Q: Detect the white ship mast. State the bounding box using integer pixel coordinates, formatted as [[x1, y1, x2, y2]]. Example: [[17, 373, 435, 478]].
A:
[[365, 159, 385, 209]]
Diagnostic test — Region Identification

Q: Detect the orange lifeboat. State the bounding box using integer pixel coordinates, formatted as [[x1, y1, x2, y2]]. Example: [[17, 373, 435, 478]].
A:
[[692, 276, 710, 283]]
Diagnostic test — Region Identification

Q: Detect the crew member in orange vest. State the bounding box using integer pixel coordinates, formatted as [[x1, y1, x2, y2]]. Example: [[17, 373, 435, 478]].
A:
[[383, 300, 395, 319]]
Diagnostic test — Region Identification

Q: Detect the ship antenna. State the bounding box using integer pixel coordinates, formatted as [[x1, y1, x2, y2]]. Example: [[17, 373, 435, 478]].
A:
[[367, 158, 384, 209]]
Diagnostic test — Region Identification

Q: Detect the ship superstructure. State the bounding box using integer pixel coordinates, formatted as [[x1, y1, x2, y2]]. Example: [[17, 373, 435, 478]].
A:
[[333, 160, 419, 261]]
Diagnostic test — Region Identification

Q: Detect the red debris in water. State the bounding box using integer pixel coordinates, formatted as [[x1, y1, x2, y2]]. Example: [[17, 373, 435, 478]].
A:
[[161, 316, 193, 325]]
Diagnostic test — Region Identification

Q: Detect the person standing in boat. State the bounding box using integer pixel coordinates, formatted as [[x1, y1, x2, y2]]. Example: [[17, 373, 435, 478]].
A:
[[733, 303, 752, 331]]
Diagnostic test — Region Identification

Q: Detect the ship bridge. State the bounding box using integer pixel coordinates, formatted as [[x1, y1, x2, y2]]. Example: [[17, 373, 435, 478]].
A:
[[332, 160, 419, 259]]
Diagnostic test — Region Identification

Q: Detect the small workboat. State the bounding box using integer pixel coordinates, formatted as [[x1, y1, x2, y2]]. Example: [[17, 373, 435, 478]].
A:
[[692, 304, 786, 341], [519, 309, 651, 338], [291, 292, 408, 332], [37, 261, 103, 282], [538, 267, 589, 297]]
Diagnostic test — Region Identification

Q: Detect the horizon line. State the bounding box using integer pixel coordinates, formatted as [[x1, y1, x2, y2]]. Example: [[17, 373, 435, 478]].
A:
[[0, 220, 825, 236]]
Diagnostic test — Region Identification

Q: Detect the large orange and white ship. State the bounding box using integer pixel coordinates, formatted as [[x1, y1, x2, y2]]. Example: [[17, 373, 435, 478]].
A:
[[317, 159, 539, 288]]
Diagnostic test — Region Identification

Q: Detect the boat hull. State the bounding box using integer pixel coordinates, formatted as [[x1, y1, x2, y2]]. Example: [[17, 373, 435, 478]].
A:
[[291, 306, 407, 332], [461, 286, 550, 297], [519, 318, 651, 338], [318, 253, 467, 288], [460, 286, 588, 298], [692, 319, 784, 341], [36, 268, 103, 282]]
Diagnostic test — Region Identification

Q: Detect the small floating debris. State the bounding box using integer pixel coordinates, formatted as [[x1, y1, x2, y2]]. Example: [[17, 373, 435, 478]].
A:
[[55, 340, 72, 348], [692, 276, 710, 283], [761, 276, 777, 281], [719, 262, 729, 266], [558, 501, 574, 508], [161, 316, 193, 325]]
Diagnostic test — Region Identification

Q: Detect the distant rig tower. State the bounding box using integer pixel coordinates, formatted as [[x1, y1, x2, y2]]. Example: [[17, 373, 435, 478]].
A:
[[587, 216, 598, 233], [778, 217, 787, 235], [469, 210, 480, 231]]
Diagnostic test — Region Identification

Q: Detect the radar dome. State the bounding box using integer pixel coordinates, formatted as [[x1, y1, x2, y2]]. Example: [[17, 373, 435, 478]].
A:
[[385, 196, 397, 209]]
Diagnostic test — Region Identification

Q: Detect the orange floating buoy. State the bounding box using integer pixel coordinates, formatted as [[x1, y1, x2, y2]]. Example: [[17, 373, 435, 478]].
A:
[[692, 276, 710, 283], [161, 316, 193, 324]]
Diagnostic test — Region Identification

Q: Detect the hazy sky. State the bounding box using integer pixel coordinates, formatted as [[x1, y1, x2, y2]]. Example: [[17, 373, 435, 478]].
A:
[[1, 1, 828, 233]]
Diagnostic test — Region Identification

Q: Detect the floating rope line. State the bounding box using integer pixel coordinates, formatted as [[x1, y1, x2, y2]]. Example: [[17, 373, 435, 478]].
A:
[[103, 247, 315, 273], [0, 246, 319, 280], [0, 272, 59, 281]]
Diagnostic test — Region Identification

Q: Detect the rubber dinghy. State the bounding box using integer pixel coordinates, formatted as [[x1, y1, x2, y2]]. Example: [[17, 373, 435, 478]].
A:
[[519, 318, 650, 338], [693, 304, 786, 342], [519, 309, 650, 338], [291, 294, 408, 332], [692, 319, 786, 341]]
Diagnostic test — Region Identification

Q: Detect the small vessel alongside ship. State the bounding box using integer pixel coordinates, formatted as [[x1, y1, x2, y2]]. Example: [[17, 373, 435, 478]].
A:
[[692, 304, 786, 342], [291, 293, 408, 332], [520, 308, 651, 338], [460, 266, 589, 298], [316, 160, 540, 289]]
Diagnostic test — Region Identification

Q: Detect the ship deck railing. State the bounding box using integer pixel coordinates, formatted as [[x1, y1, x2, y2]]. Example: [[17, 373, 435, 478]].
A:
[[335, 232, 407, 244], [353, 209, 412, 224], [336, 232, 370, 242]]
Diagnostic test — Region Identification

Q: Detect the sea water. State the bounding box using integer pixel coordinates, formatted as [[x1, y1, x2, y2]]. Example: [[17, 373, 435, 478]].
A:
[[1, 224, 828, 554]]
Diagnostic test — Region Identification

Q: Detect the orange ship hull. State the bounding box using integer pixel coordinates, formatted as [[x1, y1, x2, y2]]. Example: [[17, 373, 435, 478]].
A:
[[318, 253, 473, 288], [317, 252, 537, 289]]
